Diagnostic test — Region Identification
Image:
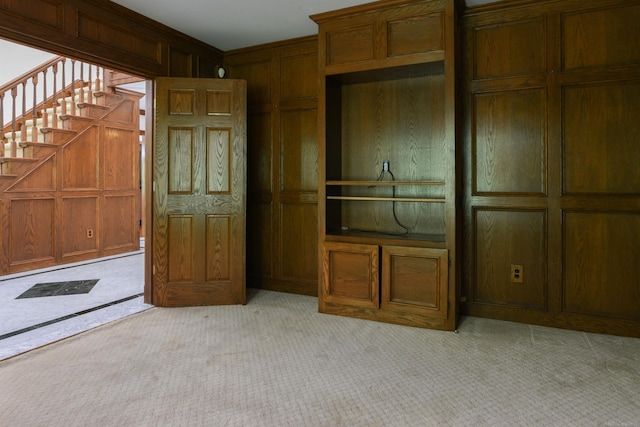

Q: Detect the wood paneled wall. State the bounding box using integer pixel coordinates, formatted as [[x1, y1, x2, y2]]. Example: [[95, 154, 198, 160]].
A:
[[1, 93, 142, 274], [224, 37, 319, 296], [461, 0, 640, 337], [0, 0, 223, 78]]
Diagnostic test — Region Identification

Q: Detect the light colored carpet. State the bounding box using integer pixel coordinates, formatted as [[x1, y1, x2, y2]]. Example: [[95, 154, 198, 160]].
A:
[[1, 289, 638, 426]]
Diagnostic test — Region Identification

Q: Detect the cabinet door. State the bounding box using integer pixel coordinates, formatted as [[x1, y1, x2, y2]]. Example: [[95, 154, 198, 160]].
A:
[[322, 242, 379, 309], [381, 246, 448, 318]]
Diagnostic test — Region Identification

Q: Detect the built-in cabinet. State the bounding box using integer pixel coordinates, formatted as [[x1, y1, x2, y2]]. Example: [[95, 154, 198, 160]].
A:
[[313, 0, 458, 330]]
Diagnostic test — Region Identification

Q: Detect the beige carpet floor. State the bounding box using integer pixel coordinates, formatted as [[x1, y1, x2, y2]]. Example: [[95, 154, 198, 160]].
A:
[[1, 289, 639, 426]]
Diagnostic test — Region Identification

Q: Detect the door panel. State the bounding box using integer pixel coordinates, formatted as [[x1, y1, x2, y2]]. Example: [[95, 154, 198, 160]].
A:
[[151, 77, 246, 306]]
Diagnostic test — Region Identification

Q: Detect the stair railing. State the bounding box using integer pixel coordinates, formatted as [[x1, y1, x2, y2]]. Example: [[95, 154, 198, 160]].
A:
[[1, 56, 105, 158]]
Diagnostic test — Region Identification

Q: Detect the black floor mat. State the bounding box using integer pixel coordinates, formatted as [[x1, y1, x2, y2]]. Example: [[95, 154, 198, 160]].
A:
[[16, 279, 99, 299]]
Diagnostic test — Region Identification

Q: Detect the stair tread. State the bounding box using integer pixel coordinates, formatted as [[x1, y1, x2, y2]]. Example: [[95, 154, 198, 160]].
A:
[[0, 157, 38, 163], [77, 102, 109, 109], [19, 142, 58, 147], [40, 127, 77, 133], [59, 114, 93, 120]]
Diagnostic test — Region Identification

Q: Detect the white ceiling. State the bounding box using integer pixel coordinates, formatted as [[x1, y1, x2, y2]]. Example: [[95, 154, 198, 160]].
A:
[[111, 0, 499, 51]]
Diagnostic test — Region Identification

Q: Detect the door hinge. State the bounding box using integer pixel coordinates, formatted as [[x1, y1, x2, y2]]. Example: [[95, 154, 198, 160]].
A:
[[152, 265, 156, 275], [153, 181, 156, 192]]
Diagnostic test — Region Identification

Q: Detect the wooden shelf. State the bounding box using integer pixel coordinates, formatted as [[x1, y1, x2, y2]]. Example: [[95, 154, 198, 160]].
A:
[[326, 180, 445, 186], [325, 229, 446, 247], [327, 196, 445, 202]]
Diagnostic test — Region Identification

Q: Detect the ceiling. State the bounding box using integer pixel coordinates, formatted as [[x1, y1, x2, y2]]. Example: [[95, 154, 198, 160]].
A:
[[111, 0, 499, 51]]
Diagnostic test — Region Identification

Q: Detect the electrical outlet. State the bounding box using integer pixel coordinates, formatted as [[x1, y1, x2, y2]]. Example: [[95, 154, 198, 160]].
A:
[[510, 264, 523, 283], [382, 160, 390, 172], [87, 229, 94, 238]]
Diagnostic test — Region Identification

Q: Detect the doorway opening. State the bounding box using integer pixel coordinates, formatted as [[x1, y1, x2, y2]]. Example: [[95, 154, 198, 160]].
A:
[[0, 38, 150, 360]]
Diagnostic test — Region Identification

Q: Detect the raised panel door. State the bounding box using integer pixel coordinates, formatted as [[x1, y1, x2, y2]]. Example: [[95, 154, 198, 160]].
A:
[[151, 77, 246, 306]]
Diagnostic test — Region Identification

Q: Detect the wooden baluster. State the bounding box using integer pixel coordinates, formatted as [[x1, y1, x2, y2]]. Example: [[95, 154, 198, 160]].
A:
[[79, 61, 85, 104], [52, 62, 58, 128], [70, 60, 76, 116], [95, 66, 102, 93], [87, 63, 93, 102], [61, 58, 67, 116], [32, 75, 38, 142], [10, 86, 17, 157], [20, 81, 26, 143], [42, 69, 48, 129]]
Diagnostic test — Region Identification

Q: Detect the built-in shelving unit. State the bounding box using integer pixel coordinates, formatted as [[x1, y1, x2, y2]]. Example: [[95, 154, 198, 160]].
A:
[[313, 0, 459, 330]]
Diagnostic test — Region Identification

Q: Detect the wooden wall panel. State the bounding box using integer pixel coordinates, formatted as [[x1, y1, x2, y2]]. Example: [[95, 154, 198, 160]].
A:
[[103, 195, 136, 251], [168, 127, 194, 194], [474, 209, 547, 310], [62, 127, 99, 190], [106, 99, 137, 123], [231, 60, 272, 105], [563, 81, 640, 195], [247, 112, 273, 193], [280, 202, 317, 282], [0, 0, 63, 29], [78, 11, 161, 65], [167, 215, 194, 282], [281, 109, 317, 192], [1, 92, 141, 274], [327, 25, 376, 66], [104, 128, 136, 190], [473, 89, 546, 194], [564, 212, 640, 320], [281, 54, 317, 101], [62, 197, 98, 257], [463, 0, 640, 336], [11, 157, 56, 191], [225, 36, 318, 295], [387, 13, 443, 57], [473, 18, 546, 79], [247, 202, 273, 277], [207, 128, 231, 194], [10, 198, 55, 264], [168, 46, 193, 77], [206, 215, 231, 281], [562, 4, 640, 71], [198, 57, 219, 79], [0, 0, 223, 79]]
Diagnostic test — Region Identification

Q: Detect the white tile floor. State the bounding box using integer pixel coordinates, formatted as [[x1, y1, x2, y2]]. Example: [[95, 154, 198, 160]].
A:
[[0, 250, 150, 360]]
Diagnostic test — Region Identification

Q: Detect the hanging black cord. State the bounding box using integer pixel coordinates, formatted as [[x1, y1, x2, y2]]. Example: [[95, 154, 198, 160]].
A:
[[357, 165, 409, 235], [387, 170, 409, 235]]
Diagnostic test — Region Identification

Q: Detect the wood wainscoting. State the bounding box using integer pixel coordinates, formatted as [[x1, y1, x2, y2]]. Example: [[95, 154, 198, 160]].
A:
[[461, 0, 640, 337], [0, 91, 143, 275]]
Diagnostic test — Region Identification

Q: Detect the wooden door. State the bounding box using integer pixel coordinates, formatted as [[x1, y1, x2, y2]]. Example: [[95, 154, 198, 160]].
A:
[[150, 77, 246, 306]]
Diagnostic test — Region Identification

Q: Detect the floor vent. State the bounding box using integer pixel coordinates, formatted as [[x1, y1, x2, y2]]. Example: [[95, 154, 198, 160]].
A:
[[16, 279, 99, 299]]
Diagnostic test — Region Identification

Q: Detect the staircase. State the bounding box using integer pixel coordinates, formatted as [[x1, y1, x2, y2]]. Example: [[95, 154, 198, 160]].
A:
[[1, 57, 139, 184], [0, 57, 145, 275]]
